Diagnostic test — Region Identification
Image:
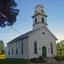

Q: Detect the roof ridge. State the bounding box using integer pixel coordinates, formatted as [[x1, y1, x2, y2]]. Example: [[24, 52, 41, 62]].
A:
[[7, 30, 34, 44]]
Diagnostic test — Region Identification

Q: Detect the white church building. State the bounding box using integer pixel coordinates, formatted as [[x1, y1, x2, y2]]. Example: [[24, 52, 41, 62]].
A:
[[5, 5, 57, 59]]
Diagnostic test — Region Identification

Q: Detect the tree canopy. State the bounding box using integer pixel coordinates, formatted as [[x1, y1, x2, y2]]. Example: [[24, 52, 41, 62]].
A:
[[0, 0, 19, 27], [0, 40, 5, 54], [56, 40, 64, 56]]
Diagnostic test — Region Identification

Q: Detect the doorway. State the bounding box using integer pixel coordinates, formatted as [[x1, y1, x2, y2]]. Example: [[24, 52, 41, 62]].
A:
[[42, 46, 46, 57]]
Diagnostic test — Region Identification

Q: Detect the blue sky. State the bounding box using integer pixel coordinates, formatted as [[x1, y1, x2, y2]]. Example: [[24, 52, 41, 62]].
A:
[[0, 0, 64, 46]]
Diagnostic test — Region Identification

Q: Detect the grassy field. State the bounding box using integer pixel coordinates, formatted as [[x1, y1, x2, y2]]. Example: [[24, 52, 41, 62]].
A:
[[0, 54, 45, 64], [0, 54, 30, 64], [0, 59, 30, 64]]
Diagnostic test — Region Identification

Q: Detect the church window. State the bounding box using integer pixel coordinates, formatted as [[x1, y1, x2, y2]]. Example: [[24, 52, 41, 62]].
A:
[[34, 41, 37, 54], [35, 18, 37, 24], [21, 41, 23, 54], [50, 42, 53, 54], [41, 10, 43, 13], [12, 44, 13, 55], [42, 17, 44, 23], [16, 43, 18, 55], [8, 48, 10, 55], [42, 32, 46, 34], [8, 45, 10, 55], [35, 10, 37, 13]]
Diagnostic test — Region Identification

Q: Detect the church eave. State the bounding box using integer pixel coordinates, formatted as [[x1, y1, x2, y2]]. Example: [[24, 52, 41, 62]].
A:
[[32, 22, 48, 26], [7, 35, 28, 44], [46, 28, 58, 40], [32, 13, 48, 18], [7, 30, 35, 44]]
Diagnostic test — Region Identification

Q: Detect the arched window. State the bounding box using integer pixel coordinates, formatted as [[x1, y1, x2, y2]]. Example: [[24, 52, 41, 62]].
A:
[[21, 41, 23, 54], [41, 10, 43, 13], [50, 42, 53, 54], [42, 17, 44, 23], [12, 44, 13, 55], [8, 46, 10, 55], [16, 43, 18, 55], [35, 18, 37, 24], [35, 10, 37, 13], [34, 41, 37, 54]]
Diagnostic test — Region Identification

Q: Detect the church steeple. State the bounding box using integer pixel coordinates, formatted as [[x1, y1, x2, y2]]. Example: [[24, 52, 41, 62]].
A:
[[32, 5, 48, 30]]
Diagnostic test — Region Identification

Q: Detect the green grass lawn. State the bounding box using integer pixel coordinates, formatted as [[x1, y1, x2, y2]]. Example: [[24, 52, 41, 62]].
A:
[[0, 59, 30, 64], [0, 54, 46, 64], [0, 54, 30, 64]]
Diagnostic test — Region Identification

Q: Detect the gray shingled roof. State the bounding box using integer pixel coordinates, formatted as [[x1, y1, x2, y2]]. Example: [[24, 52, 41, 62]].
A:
[[7, 26, 57, 44], [7, 30, 35, 44]]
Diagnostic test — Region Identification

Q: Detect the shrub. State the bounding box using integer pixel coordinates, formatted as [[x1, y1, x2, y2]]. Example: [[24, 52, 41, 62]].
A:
[[54, 56, 64, 61], [30, 56, 46, 63]]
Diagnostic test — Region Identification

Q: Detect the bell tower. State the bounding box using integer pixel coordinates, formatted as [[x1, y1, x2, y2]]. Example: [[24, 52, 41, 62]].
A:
[[32, 5, 48, 30]]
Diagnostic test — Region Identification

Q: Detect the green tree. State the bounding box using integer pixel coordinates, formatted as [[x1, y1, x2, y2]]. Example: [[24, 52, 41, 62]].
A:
[[0, 0, 19, 27], [0, 40, 5, 54], [56, 40, 64, 56]]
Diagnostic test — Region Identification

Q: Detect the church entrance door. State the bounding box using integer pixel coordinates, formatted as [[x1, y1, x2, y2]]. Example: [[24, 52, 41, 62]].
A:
[[42, 46, 46, 57]]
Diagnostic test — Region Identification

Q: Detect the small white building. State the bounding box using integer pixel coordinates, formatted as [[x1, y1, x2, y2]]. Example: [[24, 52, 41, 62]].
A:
[[5, 5, 57, 59]]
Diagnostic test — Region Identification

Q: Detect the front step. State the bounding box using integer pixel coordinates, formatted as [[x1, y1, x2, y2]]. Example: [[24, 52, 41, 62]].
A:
[[44, 57, 58, 64]]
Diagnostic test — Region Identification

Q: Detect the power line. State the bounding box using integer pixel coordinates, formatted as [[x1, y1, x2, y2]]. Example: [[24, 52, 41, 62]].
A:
[[10, 26, 21, 34], [0, 12, 21, 34]]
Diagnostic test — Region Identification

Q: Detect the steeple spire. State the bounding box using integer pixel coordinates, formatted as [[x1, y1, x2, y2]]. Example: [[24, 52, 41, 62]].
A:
[[32, 5, 48, 30]]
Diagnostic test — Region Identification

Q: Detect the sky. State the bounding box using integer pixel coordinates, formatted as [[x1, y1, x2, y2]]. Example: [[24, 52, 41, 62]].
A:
[[0, 0, 64, 46]]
